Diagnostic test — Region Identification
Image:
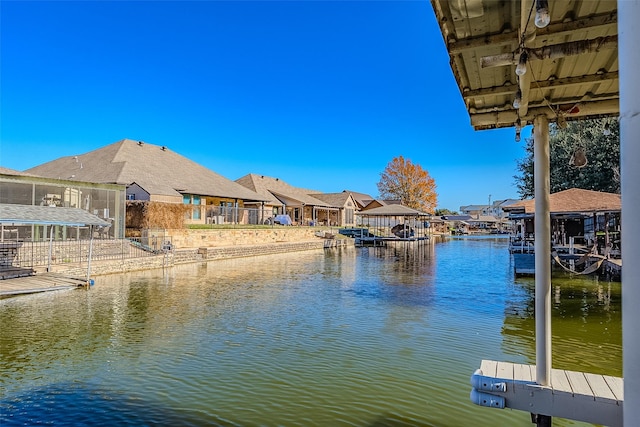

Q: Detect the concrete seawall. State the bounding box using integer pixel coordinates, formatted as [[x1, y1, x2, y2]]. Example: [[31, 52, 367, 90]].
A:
[[47, 228, 441, 277], [53, 236, 350, 277]]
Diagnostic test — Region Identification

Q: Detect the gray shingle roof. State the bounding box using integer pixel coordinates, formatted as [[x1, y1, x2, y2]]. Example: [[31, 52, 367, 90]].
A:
[[25, 139, 268, 202], [0, 167, 39, 177], [461, 205, 490, 211], [311, 192, 352, 207], [0, 204, 110, 226], [357, 204, 429, 217], [236, 174, 331, 207]]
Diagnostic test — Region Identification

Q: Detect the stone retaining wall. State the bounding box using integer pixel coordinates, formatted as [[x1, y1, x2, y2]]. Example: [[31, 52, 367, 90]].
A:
[[165, 227, 329, 248], [52, 238, 350, 277]]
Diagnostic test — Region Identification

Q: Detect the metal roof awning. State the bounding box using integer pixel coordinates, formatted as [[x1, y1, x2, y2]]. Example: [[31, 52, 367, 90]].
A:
[[431, 0, 619, 132], [0, 204, 110, 227]]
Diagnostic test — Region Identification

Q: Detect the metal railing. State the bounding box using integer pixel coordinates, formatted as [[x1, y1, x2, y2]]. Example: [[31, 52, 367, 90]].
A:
[[1, 238, 169, 270], [194, 206, 344, 228]]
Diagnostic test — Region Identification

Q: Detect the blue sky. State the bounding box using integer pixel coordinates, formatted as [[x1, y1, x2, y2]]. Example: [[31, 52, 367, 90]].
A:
[[1, 1, 528, 211]]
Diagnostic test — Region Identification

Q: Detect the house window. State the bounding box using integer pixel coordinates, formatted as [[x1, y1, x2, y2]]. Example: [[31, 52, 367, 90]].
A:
[[182, 194, 202, 220], [127, 194, 136, 200], [346, 208, 354, 224]]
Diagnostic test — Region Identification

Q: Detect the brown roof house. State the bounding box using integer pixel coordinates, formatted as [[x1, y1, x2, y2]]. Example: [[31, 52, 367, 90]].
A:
[[26, 139, 268, 228], [236, 174, 358, 226], [346, 190, 376, 210], [311, 192, 359, 227]]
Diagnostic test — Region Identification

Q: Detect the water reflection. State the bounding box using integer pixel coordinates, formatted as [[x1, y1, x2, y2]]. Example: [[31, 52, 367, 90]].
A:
[[348, 244, 436, 308], [0, 239, 622, 427], [501, 273, 622, 375]]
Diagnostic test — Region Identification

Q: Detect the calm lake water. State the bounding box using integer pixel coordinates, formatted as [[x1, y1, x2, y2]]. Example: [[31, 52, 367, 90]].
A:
[[0, 236, 621, 426]]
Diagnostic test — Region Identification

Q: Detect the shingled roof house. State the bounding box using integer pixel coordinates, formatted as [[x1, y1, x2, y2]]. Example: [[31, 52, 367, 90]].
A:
[[26, 139, 268, 227], [310, 192, 358, 227], [236, 174, 358, 226], [346, 190, 377, 210]]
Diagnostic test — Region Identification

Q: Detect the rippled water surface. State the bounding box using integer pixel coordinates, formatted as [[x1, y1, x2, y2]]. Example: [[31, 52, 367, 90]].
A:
[[0, 236, 621, 426]]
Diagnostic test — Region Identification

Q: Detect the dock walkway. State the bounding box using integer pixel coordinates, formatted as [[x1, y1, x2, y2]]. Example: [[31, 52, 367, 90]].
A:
[[0, 273, 87, 297], [471, 359, 623, 427]]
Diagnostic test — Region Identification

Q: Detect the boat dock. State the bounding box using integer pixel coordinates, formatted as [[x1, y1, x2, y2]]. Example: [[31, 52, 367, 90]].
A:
[[0, 273, 88, 297], [471, 360, 623, 427], [355, 236, 429, 247]]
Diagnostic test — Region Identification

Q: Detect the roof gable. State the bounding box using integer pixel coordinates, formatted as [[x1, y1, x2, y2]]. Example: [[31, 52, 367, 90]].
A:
[[344, 190, 376, 208], [236, 174, 330, 207]]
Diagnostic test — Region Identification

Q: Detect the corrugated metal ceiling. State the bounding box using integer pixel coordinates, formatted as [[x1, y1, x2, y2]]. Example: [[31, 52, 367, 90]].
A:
[[431, 0, 619, 131]]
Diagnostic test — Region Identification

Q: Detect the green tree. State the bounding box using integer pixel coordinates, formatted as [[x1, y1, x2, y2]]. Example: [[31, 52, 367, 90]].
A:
[[377, 156, 438, 213], [514, 118, 620, 198], [435, 208, 458, 216]]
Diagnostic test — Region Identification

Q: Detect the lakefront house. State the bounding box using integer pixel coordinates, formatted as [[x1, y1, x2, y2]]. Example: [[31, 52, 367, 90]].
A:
[[25, 139, 269, 229]]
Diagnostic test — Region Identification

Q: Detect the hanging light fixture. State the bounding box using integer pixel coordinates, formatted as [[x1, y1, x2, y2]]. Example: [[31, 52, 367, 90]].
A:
[[535, 0, 551, 28], [513, 89, 522, 109], [515, 51, 528, 76], [569, 147, 588, 168], [556, 112, 567, 129], [515, 118, 522, 142], [603, 123, 612, 136]]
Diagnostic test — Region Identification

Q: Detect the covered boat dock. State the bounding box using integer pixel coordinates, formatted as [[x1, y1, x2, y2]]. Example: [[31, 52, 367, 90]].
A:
[[430, 0, 633, 425], [505, 188, 622, 277], [0, 204, 110, 294], [354, 204, 431, 246]]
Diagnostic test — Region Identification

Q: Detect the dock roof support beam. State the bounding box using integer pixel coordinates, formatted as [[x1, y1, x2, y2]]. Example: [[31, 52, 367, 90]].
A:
[[533, 114, 552, 387], [619, 1, 640, 425]]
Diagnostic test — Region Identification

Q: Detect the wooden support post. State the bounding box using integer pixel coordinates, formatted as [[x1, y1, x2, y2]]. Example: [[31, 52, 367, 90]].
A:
[[533, 115, 552, 387]]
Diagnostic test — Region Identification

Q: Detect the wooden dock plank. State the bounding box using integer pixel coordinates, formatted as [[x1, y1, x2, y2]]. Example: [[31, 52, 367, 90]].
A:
[[472, 361, 623, 427], [565, 370, 595, 398], [496, 361, 514, 380], [480, 359, 497, 377], [551, 368, 573, 394], [0, 273, 86, 296], [513, 363, 533, 382], [584, 372, 619, 403], [605, 375, 624, 401]]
